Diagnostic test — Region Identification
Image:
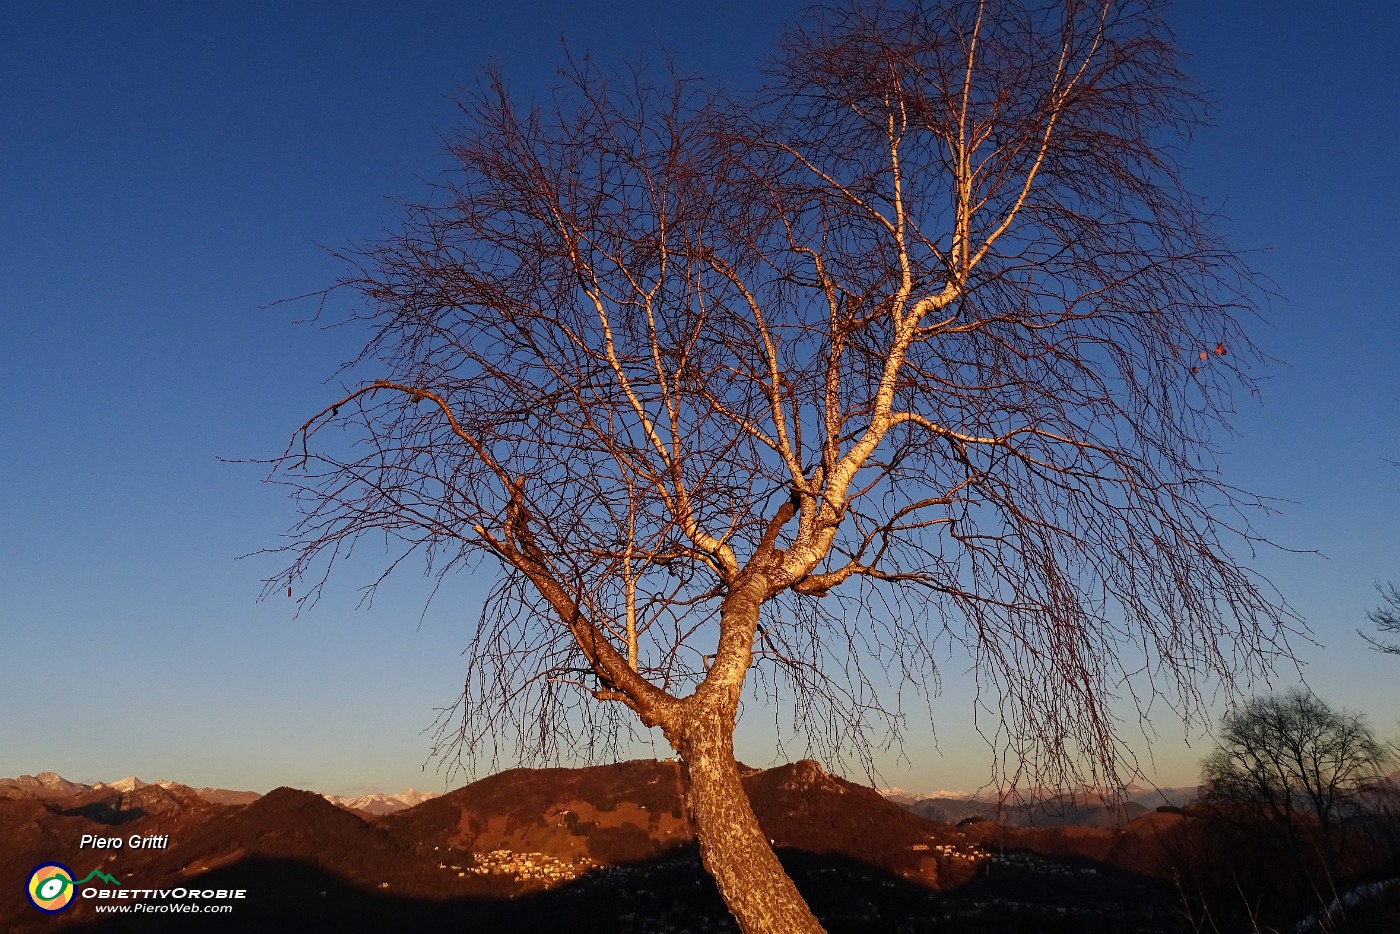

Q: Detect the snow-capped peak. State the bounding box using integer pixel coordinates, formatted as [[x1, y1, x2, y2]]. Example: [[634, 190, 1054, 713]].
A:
[[321, 789, 441, 815], [92, 776, 149, 793]]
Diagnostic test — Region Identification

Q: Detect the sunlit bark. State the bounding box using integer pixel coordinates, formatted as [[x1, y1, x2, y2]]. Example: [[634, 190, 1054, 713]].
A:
[[267, 3, 1301, 930]]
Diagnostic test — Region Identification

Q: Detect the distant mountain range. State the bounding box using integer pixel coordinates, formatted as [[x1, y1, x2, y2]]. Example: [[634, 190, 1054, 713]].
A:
[[0, 771, 436, 814], [0, 759, 1198, 933], [880, 782, 1200, 828], [5, 769, 1198, 825], [321, 788, 440, 815]]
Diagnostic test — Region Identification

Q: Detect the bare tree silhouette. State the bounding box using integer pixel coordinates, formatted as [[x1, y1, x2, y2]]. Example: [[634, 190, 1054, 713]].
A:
[[266, 2, 1299, 929], [1183, 691, 1395, 929], [1204, 691, 1391, 868], [1358, 462, 1400, 657], [1361, 582, 1400, 655]]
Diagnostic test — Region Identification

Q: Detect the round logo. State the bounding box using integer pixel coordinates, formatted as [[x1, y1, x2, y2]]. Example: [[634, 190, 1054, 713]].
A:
[[27, 863, 77, 913]]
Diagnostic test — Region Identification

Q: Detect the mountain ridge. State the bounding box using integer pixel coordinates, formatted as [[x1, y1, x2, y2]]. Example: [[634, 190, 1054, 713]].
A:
[[0, 772, 432, 813], [0, 757, 1201, 933]]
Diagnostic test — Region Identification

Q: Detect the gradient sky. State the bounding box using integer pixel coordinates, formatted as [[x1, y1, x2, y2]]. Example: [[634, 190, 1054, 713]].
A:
[[3, 1, 1397, 799]]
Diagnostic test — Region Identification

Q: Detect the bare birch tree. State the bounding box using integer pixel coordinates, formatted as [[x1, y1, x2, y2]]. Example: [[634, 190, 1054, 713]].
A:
[[267, 2, 1299, 930]]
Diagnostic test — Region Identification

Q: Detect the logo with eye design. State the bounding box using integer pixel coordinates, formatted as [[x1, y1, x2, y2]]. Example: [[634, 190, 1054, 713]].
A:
[[26, 864, 121, 913], [27, 863, 77, 913]]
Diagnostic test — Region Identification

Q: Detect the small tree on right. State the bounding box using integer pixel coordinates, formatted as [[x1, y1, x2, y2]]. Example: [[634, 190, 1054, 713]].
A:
[[1361, 581, 1400, 655], [1360, 461, 1399, 656], [1201, 690, 1392, 882]]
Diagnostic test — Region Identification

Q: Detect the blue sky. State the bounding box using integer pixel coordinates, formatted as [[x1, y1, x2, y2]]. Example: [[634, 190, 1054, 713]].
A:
[[2, 1, 1396, 798]]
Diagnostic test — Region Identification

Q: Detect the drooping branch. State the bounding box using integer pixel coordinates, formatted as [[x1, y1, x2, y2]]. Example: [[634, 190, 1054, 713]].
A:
[[266, 0, 1300, 798]]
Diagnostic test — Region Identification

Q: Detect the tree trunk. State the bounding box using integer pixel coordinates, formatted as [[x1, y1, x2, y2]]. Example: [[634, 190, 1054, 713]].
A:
[[675, 714, 825, 934]]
